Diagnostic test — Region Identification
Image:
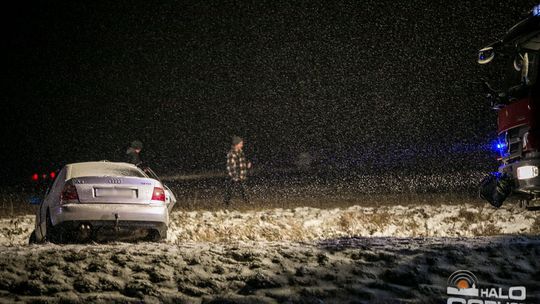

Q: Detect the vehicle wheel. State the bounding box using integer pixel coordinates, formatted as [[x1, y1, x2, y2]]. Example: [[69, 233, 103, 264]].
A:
[[147, 230, 164, 242], [518, 200, 528, 208], [28, 230, 37, 244], [45, 210, 62, 243], [161, 230, 168, 242]]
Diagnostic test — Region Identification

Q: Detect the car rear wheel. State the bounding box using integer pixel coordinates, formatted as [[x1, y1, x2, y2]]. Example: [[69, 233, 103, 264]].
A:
[[146, 229, 166, 242], [28, 230, 37, 244], [160, 230, 167, 241]]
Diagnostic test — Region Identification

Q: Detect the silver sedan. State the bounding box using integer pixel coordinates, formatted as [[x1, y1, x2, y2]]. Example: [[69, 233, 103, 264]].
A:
[[30, 161, 176, 243]]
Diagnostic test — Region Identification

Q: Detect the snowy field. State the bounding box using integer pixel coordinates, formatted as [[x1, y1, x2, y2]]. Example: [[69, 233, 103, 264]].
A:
[[0, 202, 539, 303]]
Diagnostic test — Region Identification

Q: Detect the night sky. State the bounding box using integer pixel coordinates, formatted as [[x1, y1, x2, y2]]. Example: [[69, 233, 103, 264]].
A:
[[4, 1, 538, 182]]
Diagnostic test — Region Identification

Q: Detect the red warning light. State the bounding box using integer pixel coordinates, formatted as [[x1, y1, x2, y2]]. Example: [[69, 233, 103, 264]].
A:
[[32, 173, 39, 181], [50, 172, 56, 179]]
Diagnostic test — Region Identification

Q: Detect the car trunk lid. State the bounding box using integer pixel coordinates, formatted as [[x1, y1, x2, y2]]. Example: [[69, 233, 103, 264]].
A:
[[69, 176, 159, 204]]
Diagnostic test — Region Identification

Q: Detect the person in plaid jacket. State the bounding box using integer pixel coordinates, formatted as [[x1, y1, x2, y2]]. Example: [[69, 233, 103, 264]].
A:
[[224, 136, 252, 205]]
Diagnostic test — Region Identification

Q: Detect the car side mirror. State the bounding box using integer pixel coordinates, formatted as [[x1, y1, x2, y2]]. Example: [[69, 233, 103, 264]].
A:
[[478, 47, 495, 64], [28, 196, 43, 205]]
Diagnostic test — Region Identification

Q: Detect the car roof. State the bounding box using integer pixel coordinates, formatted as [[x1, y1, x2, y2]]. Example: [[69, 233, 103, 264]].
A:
[[65, 161, 144, 180]]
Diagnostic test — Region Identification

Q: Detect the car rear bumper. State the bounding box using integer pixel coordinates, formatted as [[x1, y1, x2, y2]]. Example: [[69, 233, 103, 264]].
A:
[[48, 203, 168, 241], [53, 220, 167, 241], [51, 203, 169, 226]]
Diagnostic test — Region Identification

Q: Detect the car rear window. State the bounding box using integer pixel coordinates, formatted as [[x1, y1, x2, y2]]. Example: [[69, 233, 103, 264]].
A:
[[69, 163, 147, 178]]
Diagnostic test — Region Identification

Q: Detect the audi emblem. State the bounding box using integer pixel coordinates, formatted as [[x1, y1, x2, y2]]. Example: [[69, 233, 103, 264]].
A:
[[107, 178, 122, 184]]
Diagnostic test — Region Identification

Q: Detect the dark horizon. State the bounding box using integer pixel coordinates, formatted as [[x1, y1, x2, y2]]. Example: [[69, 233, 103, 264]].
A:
[[4, 1, 536, 183]]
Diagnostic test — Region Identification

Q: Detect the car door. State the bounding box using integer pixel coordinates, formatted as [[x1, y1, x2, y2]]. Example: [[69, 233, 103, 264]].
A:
[[164, 184, 176, 213], [37, 167, 66, 238]]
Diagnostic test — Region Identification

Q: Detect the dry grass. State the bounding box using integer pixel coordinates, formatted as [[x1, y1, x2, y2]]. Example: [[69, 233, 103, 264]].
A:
[[406, 218, 422, 236], [472, 223, 502, 236], [338, 212, 355, 231], [457, 208, 478, 223], [530, 217, 540, 234], [0, 200, 37, 218], [173, 192, 479, 213]]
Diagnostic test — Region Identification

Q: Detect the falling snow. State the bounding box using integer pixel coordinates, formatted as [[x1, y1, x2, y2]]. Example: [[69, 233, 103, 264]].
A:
[[3, 1, 540, 303]]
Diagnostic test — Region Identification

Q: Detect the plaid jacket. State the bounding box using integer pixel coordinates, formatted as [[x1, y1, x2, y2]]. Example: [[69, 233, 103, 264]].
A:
[[226, 148, 248, 181]]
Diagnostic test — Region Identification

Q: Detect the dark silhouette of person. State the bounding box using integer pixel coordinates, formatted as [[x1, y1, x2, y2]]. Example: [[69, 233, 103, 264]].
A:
[[126, 140, 143, 167], [223, 136, 252, 206]]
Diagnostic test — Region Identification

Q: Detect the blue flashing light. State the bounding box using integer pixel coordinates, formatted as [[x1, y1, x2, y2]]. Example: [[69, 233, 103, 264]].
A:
[[533, 4, 540, 17], [491, 138, 508, 157]]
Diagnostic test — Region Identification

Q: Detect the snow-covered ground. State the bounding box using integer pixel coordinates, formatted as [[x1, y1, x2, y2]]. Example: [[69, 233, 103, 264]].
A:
[[0, 203, 539, 303]]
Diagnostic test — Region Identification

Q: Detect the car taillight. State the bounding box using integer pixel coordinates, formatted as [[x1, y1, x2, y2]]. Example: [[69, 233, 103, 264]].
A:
[[61, 184, 79, 203], [32, 173, 39, 181], [151, 187, 166, 201]]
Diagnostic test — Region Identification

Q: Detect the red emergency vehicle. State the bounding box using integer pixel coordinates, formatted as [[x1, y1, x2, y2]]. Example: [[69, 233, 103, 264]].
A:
[[478, 5, 540, 208]]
